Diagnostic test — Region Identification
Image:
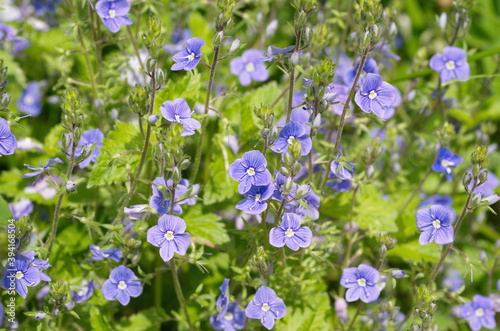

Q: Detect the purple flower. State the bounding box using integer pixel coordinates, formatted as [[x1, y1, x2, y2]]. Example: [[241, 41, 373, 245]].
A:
[[327, 178, 352, 192], [21, 251, 51, 283], [24, 176, 58, 200], [95, 0, 132, 33], [328, 84, 351, 116], [8, 198, 33, 220], [149, 177, 197, 215], [102, 266, 143, 306], [272, 172, 297, 202], [74, 128, 104, 169], [0, 117, 17, 156], [228, 150, 272, 194], [442, 269, 464, 292], [391, 270, 405, 279], [289, 189, 320, 221], [416, 205, 455, 245], [71, 280, 95, 303], [210, 302, 246, 330], [468, 169, 499, 196], [330, 158, 355, 180], [419, 194, 453, 209], [17, 81, 42, 116], [146, 214, 191, 262], [2, 254, 42, 298], [216, 278, 230, 320], [235, 184, 273, 215], [171, 37, 205, 71], [430, 46, 470, 83], [354, 73, 397, 119], [245, 286, 287, 330], [340, 264, 381, 303], [160, 98, 201, 136], [124, 204, 150, 220], [262, 45, 295, 61], [164, 29, 192, 55], [460, 295, 496, 331], [0, 303, 3, 327], [276, 107, 311, 135], [269, 213, 312, 251], [88, 245, 123, 262], [431, 148, 463, 181], [343, 57, 379, 87], [21, 158, 63, 178], [230, 49, 269, 86], [270, 121, 312, 155]]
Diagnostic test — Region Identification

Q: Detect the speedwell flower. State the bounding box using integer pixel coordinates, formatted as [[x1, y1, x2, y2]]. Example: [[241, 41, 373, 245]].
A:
[[2, 254, 41, 298], [245, 286, 287, 330], [160, 98, 201, 136], [146, 215, 191, 262], [270, 121, 312, 155], [171, 37, 205, 71], [21, 158, 63, 178], [431, 147, 463, 181], [416, 205, 455, 245], [88, 245, 123, 262], [230, 49, 269, 86], [340, 264, 381, 303], [95, 0, 132, 33], [235, 184, 273, 215], [269, 213, 312, 251], [17, 81, 42, 116], [102, 266, 142, 306], [354, 73, 397, 119], [228, 150, 272, 194], [211, 302, 246, 331], [460, 295, 496, 331], [0, 117, 17, 156], [430, 46, 470, 83]]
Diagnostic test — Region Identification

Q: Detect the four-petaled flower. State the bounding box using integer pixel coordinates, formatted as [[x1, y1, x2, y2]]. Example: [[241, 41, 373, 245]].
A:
[[431, 147, 463, 181], [2, 255, 41, 298], [216, 278, 230, 321], [146, 215, 191, 262], [149, 177, 197, 215], [0, 117, 17, 156], [8, 198, 33, 220], [262, 45, 295, 61], [460, 295, 496, 331], [430, 46, 470, 83], [230, 49, 269, 86], [102, 266, 143, 306], [171, 37, 205, 71], [235, 184, 273, 215], [270, 121, 312, 155], [95, 0, 132, 33], [88, 244, 123, 262], [210, 302, 246, 331], [74, 128, 105, 169], [245, 286, 287, 330], [160, 98, 201, 136], [340, 264, 381, 303], [17, 81, 42, 116], [229, 150, 272, 194], [354, 73, 397, 119], [416, 205, 456, 245], [21, 158, 63, 178], [71, 280, 95, 304], [269, 213, 313, 251]]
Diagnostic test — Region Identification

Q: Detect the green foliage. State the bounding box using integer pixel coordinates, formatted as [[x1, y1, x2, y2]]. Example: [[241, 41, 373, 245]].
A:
[[354, 185, 398, 233], [184, 205, 230, 246]]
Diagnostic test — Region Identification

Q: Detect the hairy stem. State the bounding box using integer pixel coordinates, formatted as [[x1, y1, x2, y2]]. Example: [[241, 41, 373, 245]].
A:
[[171, 259, 195, 330]]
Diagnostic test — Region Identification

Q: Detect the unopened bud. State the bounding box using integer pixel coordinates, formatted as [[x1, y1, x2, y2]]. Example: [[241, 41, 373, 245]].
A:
[[147, 114, 159, 125], [229, 38, 240, 52], [66, 180, 76, 192]]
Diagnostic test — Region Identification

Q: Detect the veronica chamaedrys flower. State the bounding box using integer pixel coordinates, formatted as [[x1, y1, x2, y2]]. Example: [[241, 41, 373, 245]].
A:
[[272, 172, 297, 202], [0, 117, 17, 156], [416, 205, 456, 245], [327, 177, 353, 193], [147, 215, 191, 262], [8, 198, 33, 220], [468, 169, 499, 196], [328, 84, 351, 116], [88, 245, 123, 262], [149, 177, 197, 215], [24, 175, 57, 200], [391, 270, 405, 279], [216, 278, 230, 320], [460, 295, 496, 331], [21, 158, 63, 178], [2, 255, 41, 298], [210, 302, 246, 330], [17, 81, 42, 116], [71, 280, 95, 303], [245, 286, 287, 330], [354, 73, 397, 119], [124, 204, 149, 220], [330, 157, 355, 181], [419, 194, 453, 209], [102, 266, 142, 306], [271, 121, 312, 155], [228, 150, 272, 194], [343, 57, 379, 87], [442, 269, 464, 292], [340, 264, 381, 303], [276, 107, 312, 135], [235, 184, 273, 215], [429, 46, 470, 83], [95, 0, 132, 33], [431, 147, 463, 181], [164, 29, 192, 55], [262, 45, 295, 61], [21, 251, 51, 282], [269, 213, 312, 251], [160, 98, 201, 136], [230, 49, 269, 86], [171, 37, 205, 71], [74, 128, 104, 169]]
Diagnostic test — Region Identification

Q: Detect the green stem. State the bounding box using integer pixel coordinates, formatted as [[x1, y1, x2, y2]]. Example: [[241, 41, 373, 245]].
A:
[[285, 29, 302, 123], [171, 259, 195, 331]]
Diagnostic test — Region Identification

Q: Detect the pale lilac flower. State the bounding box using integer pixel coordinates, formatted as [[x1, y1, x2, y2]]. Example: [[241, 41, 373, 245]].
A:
[[269, 213, 312, 251], [8, 198, 33, 220], [95, 0, 132, 33], [354, 73, 397, 119], [102, 266, 142, 305], [245, 286, 287, 330], [416, 205, 455, 245], [430, 46, 470, 83], [228, 150, 272, 194], [340, 264, 381, 303], [146, 215, 191, 262], [230, 49, 269, 86], [88, 245, 123, 262], [160, 98, 201, 136], [460, 295, 496, 331]]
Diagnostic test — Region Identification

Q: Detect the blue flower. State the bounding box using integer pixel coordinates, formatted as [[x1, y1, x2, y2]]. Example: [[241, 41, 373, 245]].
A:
[[124, 204, 150, 220], [8, 198, 33, 220], [21, 158, 63, 178], [216, 278, 230, 320], [354, 73, 397, 119], [330, 157, 356, 181], [442, 269, 464, 292], [460, 295, 496, 331], [431, 148, 463, 181], [210, 302, 246, 330], [235, 184, 273, 215], [276, 106, 311, 135], [272, 172, 297, 202], [0, 117, 17, 156], [391, 270, 405, 279], [149, 177, 197, 215], [88, 245, 123, 262], [33, 0, 61, 15], [230, 49, 269, 86], [467, 169, 498, 196], [340, 264, 381, 303], [430, 46, 470, 83], [102, 266, 143, 306], [270, 121, 312, 155], [245, 286, 287, 330], [160, 98, 201, 136], [343, 57, 379, 87], [262, 45, 295, 61], [416, 205, 455, 245], [164, 29, 192, 55], [327, 178, 353, 192], [290, 188, 320, 221], [2, 254, 42, 298], [95, 0, 132, 33], [328, 84, 351, 116], [74, 128, 105, 169], [229, 150, 272, 194], [71, 280, 95, 303], [419, 194, 453, 209], [171, 37, 205, 71], [17, 81, 42, 116], [146, 215, 191, 262], [269, 213, 313, 251]]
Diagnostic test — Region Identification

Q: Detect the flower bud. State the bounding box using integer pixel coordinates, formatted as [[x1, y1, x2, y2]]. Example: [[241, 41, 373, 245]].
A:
[[392, 270, 406, 279], [229, 38, 240, 52], [439, 12, 447, 30], [147, 114, 159, 125], [66, 180, 76, 192], [34, 312, 47, 321]]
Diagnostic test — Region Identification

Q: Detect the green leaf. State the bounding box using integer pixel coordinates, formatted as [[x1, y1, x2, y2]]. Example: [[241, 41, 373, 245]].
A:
[[154, 72, 202, 110], [184, 205, 230, 246], [0, 195, 13, 226], [90, 305, 111, 331], [389, 240, 440, 262], [354, 184, 398, 233]]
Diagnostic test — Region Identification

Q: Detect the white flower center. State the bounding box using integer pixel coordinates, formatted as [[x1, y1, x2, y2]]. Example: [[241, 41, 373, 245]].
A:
[[246, 167, 256, 176], [103, 253, 110, 257], [287, 136, 296, 145], [174, 114, 181, 122], [15, 271, 24, 279], [165, 231, 175, 240], [118, 281, 127, 290], [25, 95, 34, 105], [369, 90, 378, 100], [245, 62, 255, 72], [432, 219, 441, 229], [261, 303, 270, 311], [475, 308, 484, 317], [224, 312, 234, 321], [285, 228, 295, 237], [108, 9, 116, 19], [254, 193, 261, 201], [357, 278, 366, 287], [187, 53, 195, 61], [445, 60, 456, 70], [441, 159, 454, 168]]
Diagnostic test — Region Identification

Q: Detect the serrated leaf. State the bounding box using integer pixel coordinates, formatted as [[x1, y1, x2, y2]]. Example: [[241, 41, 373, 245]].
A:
[[354, 185, 398, 233], [183, 205, 230, 246]]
